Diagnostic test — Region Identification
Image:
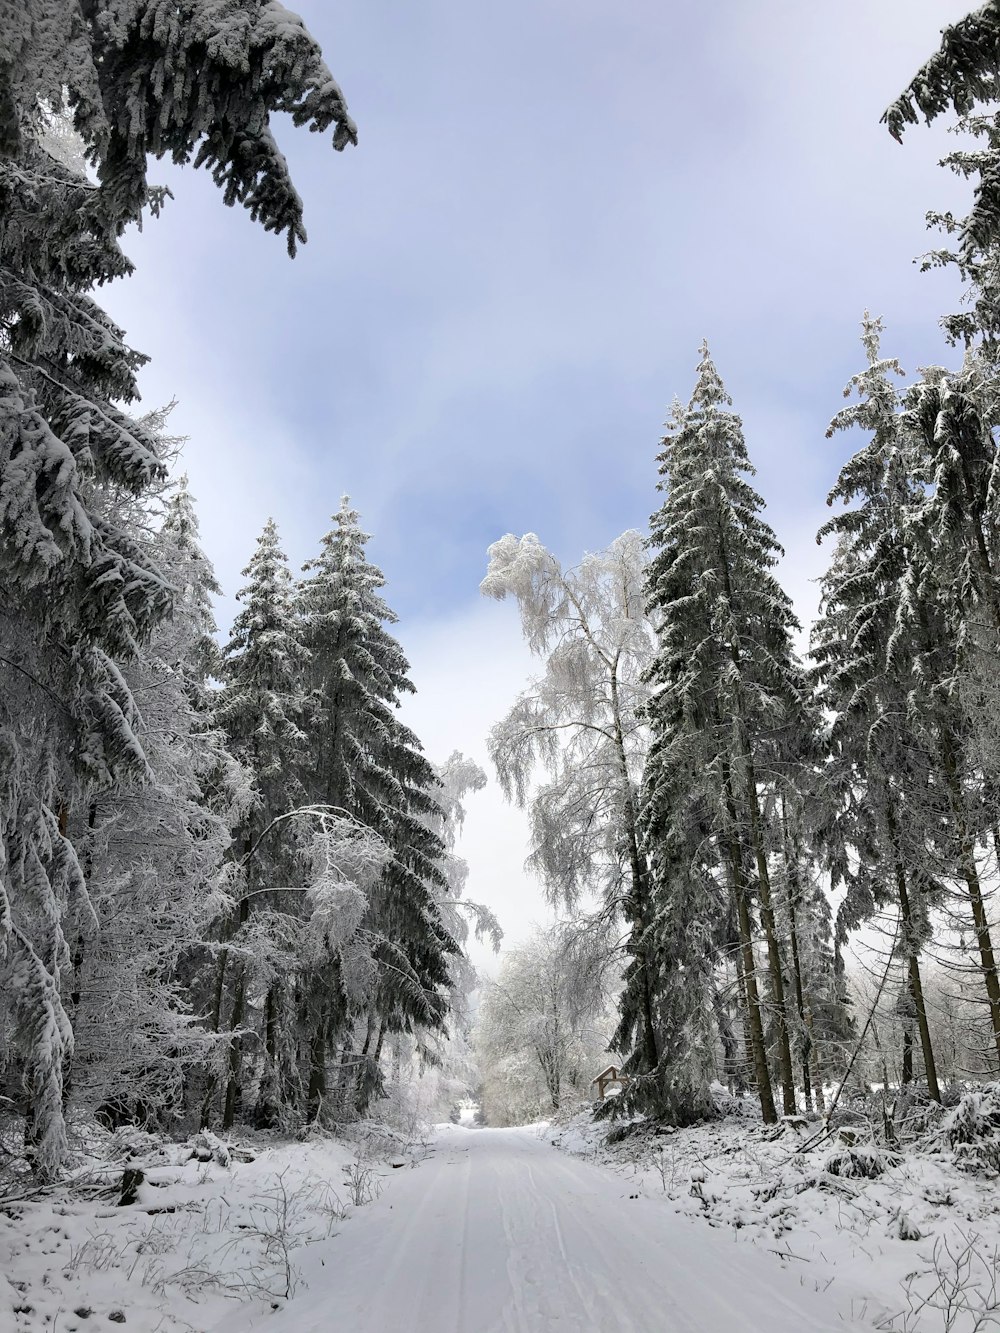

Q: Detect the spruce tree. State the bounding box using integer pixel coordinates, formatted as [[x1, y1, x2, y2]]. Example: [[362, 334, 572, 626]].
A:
[[883, 6, 1000, 346], [643, 345, 810, 1123], [884, 5, 1000, 147], [218, 519, 308, 846], [896, 366, 1000, 1066], [298, 499, 458, 1118], [215, 518, 308, 1127], [813, 315, 944, 1099]]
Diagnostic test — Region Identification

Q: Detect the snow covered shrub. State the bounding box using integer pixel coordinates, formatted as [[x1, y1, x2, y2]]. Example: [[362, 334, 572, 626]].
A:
[[710, 1082, 759, 1121], [187, 1130, 231, 1168], [942, 1085, 1000, 1174], [888, 1082, 948, 1144], [824, 1145, 901, 1179], [894, 1209, 922, 1241]]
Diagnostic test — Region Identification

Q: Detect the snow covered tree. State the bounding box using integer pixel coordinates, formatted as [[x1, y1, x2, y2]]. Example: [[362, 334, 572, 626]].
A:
[[884, 5, 1000, 147], [772, 792, 851, 1111], [481, 531, 661, 1084], [475, 924, 615, 1125], [71, 467, 241, 1128], [2, 1, 356, 251], [815, 315, 1000, 1077], [0, 0, 355, 1176], [812, 315, 943, 1100], [427, 751, 501, 1028], [297, 499, 458, 1119], [218, 519, 308, 852], [642, 344, 814, 1123], [362, 753, 500, 1126], [884, 6, 1000, 346], [212, 519, 308, 1127], [896, 363, 1000, 1067]]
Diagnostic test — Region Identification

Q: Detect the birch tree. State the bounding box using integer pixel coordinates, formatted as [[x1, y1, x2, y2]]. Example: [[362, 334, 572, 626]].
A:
[[481, 531, 661, 1082]]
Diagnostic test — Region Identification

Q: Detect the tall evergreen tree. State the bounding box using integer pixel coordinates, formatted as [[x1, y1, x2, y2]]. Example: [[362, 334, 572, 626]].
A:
[[214, 518, 308, 1127], [642, 345, 812, 1123], [298, 499, 458, 1118], [812, 316, 943, 1100], [897, 365, 1000, 1066], [218, 519, 308, 847]]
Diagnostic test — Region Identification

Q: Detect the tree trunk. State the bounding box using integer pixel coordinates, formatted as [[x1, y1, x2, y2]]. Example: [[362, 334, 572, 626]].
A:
[[901, 1026, 913, 1087], [733, 949, 756, 1093], [722, 757, 776, 1124], [939, 733, 1000, 1067], [199, 948, 229, 1127], [222, 965, 247, 1130], [741, 739, 796, 1115], [307, 1001, 330, 1122], [786, 892, 813, 1112], [711, 983, 741, 1094], [884, 805, 941, 1101], [806, 1006, 825, 1114], [610, 670, 660, 1075], [780, 799, 816, 1111]]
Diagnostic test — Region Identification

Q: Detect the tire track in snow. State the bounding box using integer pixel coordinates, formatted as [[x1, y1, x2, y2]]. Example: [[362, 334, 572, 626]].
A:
[[233, 1124, 873, 1333]]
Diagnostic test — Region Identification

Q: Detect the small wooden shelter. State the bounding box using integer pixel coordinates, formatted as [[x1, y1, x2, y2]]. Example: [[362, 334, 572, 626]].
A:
[[592, 1064, 629, 1101]]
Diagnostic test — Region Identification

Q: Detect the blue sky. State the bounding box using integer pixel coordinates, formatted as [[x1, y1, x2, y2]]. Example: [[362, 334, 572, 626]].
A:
[[103, 0, 975, 966]]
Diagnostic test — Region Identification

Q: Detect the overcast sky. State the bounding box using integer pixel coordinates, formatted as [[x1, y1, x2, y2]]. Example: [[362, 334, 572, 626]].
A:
[[104, 0, 974, 972]]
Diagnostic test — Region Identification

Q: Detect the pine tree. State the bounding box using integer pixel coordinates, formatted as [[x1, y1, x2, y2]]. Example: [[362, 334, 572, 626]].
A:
[[218, 519, 308, 845], [642, 345, 811, 1123], [161, 475, 223, 695], [883, 6, 1000, 346], [896, 364, 1000, 1067], [298, 499, 458, 1119], [884, 5, 1000, 148]]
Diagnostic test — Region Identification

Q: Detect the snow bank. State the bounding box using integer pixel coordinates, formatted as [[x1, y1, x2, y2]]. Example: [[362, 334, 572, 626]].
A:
[[1, 1120, 428, 1332], [549, 1093, 1000, 1331]]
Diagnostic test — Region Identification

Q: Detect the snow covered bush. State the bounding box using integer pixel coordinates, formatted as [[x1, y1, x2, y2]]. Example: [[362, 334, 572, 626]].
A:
[[943, 1085, 1000, 1175], [823, 1144, 901, 1179]]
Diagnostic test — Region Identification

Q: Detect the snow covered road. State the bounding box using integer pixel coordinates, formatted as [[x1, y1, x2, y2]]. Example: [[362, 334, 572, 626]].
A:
[[224, 1123, 870, 1332]]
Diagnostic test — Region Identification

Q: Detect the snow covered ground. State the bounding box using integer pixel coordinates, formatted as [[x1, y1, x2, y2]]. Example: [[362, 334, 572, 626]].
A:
[[1, 1122, 421, 1333], [6, 1104, 1000, 1332], [549, 1094, 1000, 1332], [4, 1119, 871, 1332], [231, 1122, 868, 1332]]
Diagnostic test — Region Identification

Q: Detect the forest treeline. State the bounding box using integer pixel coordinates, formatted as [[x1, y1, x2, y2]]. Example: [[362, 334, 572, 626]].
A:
[[3, 1, 1000, 1176], [474, 7, 1000, 1127], [0, 2, 501, 1182]]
